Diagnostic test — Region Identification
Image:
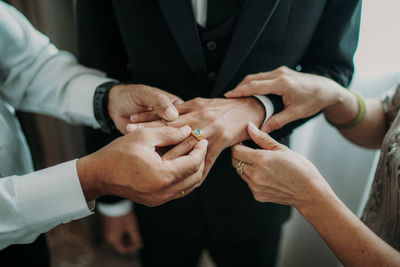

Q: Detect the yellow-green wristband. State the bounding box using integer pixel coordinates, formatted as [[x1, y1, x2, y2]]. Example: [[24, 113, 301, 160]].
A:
[[327, 90, 366, 130]]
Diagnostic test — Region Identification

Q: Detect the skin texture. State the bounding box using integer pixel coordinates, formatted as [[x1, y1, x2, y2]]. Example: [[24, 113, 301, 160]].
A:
[[77, 126, 208, 206], [225, 66, 398, 265], [225, 66, 387, 148], [128, 97, 265, 178], [111, 95, 265, 254], [108, 84, 183, 134], [232, 123, 400, 267]]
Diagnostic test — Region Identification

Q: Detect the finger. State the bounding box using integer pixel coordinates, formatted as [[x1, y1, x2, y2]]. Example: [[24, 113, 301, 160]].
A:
[[130, 111, 159, 123], [231, 144, 258, 165], [166, 159, 206, 200], [132, 114, 188, 129], [144, 125, 192, 147], [235, 66, 291, 87], [231, 157, 256, 177], [247, 122, 282, 151], [261, 109, 300, 133], [162, 135, 198, 160], [225, 80, 281, 98], [128, 220, 143, 251], [136, 86, 179, 121], [201, 147, 220, 179], [166, 139, 208, 182]]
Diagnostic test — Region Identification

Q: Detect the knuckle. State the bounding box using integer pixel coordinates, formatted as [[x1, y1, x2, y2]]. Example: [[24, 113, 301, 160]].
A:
[[277, 65, 289, 74], [249, 80, 259, 89]]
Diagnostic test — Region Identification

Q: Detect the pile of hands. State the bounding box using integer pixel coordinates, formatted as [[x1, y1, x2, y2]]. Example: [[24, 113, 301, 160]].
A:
[[79, 66, 347, 253]]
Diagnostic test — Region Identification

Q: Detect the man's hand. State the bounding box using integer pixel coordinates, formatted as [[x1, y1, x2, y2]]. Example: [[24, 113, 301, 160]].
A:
[[108, 84, 183, 134], [77, 126, 208, 206], [128, 97, 265, 177], [225, 66, 344, 133], [103, 213, 142, 254]]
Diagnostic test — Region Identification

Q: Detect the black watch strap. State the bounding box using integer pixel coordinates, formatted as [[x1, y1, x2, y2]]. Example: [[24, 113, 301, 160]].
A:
[[93, 81, 119, 134]]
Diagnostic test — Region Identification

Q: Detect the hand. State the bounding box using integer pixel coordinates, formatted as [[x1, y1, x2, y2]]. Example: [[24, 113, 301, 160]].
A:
[[103, 213, 142, 254], [108, 84, 183, 134], [231, 122, 332, 209], [128, 97, 265, 177], [77, 126, 208, 206], [225, 66, 344, 133]]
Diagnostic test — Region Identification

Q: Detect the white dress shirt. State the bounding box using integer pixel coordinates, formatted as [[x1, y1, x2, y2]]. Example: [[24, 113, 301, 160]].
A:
[[0, 2, 113, 249], [98, 0, 275, 217]]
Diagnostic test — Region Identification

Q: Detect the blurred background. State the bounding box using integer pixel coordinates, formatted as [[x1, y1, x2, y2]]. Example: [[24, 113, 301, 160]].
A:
[[4, 0, 400, 266]]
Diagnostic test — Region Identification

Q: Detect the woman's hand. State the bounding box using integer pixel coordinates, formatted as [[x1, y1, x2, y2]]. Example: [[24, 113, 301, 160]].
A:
[[225, 66, 345, 133], [128, 97, 265, 178], [231, 122, 333, 209]]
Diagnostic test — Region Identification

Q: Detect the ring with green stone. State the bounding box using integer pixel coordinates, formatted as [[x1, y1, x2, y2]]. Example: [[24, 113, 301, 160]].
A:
[[191, 128, 204, 141]]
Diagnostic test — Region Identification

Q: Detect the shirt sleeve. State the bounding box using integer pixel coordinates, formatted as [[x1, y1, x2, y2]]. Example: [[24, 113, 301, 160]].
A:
[[0, 2, 113, 128], [97, 200, 134, 217], [252, 95, 274, 124], [0, 160, 93, 250]]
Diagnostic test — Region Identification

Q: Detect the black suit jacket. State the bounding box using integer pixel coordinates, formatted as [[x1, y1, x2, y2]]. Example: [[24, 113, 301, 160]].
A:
[[77, 0, 361, 242]]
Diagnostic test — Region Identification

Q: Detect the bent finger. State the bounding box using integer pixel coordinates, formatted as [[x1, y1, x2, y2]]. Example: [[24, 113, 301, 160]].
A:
[[261, 109, 299, 133], [231, 144, 258, 165], [231, 157, 256, 178], [140, 126, 192, 146], [166, 139, 208, 181], [137, 86, 179, 121], [225, 80, 280, 98], [162, 135, 198, 160]]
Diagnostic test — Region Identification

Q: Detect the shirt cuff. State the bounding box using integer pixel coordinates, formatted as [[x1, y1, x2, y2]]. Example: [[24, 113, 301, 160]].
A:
[[66, 74, 115, 129], [252, 95, 274, 125], [97, 200, 133, 217], [14, 160, 93, 231]]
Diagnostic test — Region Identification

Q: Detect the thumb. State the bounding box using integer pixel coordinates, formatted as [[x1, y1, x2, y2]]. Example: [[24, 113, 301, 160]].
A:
[[247, 122, 281, 151], [138, 87, 179, 121], [261, 109, 299, 133]]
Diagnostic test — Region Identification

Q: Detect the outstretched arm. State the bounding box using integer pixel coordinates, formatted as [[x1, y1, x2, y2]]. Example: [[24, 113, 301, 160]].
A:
[[231, 123, 400, 266]]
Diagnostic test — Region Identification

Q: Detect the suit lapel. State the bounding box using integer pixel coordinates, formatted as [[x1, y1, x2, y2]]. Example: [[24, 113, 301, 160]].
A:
[[211, 0, 281, 97], [158, 0, 208, 82]]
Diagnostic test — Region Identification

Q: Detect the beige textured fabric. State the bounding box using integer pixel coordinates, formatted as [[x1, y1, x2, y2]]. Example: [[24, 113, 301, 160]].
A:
[[362, 82, 400, 250]]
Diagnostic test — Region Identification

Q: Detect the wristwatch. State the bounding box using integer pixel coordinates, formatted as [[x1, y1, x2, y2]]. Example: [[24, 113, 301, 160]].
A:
[[93, 81, 119, 134]]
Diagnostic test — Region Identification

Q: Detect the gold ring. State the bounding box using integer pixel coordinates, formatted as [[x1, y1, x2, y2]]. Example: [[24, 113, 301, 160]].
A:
[[181, 190, 185, 198], [160, 119, 168, 127], [236, 160, 245, 175], [191, 128, 204, 141]]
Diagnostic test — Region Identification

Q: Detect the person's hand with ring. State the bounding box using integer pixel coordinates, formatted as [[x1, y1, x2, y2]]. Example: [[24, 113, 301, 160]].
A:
[[127, 97, 265, 178], [77, 125, 208, 207], [231, 122, 329, 206]]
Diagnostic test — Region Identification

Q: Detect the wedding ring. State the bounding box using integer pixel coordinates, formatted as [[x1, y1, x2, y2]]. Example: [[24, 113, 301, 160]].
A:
[[160, 119, 168, 126], [191, 128, 204, 141], [236, 160, 245, 175], [181, 190, 185, 198]]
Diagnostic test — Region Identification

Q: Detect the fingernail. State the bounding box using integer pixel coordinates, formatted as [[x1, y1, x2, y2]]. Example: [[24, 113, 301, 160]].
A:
[[130, 114, 138, 122], [164, 106, 178, 119], [126, 124, 137, 132]]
